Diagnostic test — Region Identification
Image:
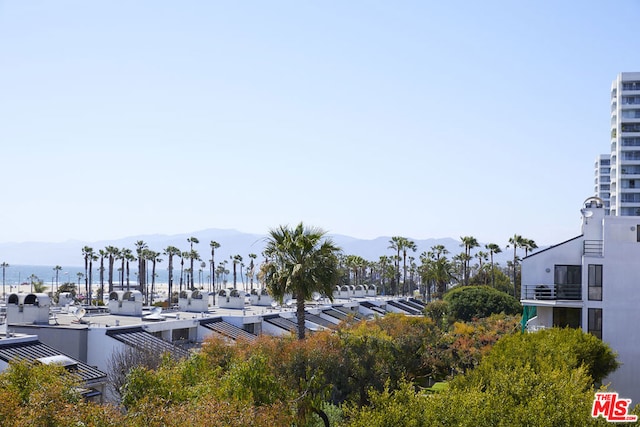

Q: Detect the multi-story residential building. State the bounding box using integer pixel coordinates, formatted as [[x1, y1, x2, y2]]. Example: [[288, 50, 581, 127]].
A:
[[521, 196, 640, 404], [595, 153, 611, 215], [609, 72, 640, 216]]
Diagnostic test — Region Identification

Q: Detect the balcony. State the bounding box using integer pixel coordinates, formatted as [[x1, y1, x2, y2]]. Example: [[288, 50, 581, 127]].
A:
[[522, 283, 581, 301], [583, 240, 603, 256]]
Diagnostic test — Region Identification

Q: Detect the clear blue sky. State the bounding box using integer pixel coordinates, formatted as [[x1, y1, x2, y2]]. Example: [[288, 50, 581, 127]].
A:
[[0, 1, 638, 246]]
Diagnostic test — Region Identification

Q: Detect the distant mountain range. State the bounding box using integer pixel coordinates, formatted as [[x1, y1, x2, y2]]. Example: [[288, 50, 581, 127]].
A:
[[0, 228, 517, 268]]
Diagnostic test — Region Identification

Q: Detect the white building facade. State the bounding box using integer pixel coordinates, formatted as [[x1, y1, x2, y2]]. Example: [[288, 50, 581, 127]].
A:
[[609, 72, 640, 216], [595, 153, 611, 215], [521, 197, 640, 403]]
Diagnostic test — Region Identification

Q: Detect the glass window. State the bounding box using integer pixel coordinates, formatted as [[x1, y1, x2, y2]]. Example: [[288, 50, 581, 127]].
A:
[[588, 264, 602, 301], [553, 307, 581, 329], [554, 265, 581, 284], [588, 308, 602, 339]]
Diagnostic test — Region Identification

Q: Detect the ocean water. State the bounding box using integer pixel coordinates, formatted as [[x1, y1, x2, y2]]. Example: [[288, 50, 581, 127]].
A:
[[0, 264, 219, 290]]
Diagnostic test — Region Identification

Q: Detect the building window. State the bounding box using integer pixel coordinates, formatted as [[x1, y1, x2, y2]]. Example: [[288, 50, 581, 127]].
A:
[[554, 265, 581, 300], [553, 307, 581, 329], [588, 308, 602, 339], [588, 264, 602, 301], [554, 265, 581, 284]]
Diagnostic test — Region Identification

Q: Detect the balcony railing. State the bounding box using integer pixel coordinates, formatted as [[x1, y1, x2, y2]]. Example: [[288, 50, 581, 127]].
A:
[[522, 283, 582, 301], [583, 240, 603, 256]]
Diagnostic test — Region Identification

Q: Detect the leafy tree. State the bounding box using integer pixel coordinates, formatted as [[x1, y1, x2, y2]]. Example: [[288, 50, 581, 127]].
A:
[[262, 223, 341, 340], [468, 268, 513, 294], [424, 300, 450, 329], [444, 285, 521, 322], [343, 328, 619, 427]]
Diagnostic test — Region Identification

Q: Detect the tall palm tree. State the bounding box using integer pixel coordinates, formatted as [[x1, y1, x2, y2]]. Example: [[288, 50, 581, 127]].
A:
[[53, 265, 62, 295], [98, 250, 106, 302], [248, 253, 257, 291], [388, 236, 403, 295], [523, 238, 538, 257], [135, 241, 148, 294], [118, 248, 129, 290], [485, 243, 502, 288], [187, 237, 199, 289], [121, 248, 134, 291], [508, 234, 525, 297], [187, 250, 201, 290], [1, 262, 9, 300], [179, 251, 188, 292], [146, 250, 162, 305], [105, 246, 120, 293], [209, 241, 220, 292], [459, 236, 479, 286], [82, 246, 94, 303], [420, 250, 454, 300], [401, 239, 417, 295], [163, 246, 181, 305], [232, 255, 243, 290], [263, 223, 341, 340]]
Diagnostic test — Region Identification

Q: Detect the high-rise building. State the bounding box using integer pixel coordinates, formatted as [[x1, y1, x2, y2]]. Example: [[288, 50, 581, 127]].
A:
[[595, 153, 611, 215], [608, 72, 640, 216]]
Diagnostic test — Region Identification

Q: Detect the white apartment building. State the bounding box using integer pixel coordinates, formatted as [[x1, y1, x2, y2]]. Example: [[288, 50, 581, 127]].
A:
[[609, 72, 640, 216], [521, 197, 640, 404], [595, 153, 611, 215]]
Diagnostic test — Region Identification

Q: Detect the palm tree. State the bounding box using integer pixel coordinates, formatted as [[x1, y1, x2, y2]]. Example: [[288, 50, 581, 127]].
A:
[[53, 265, 62, 295], [163, 246, 181, 305], [187, 250, 201, 290], [420, 249, 454, 300], [82, 246, 95, 303], [231, 255, 243, 290], [459, 236, 479, 286], [209, 241, 220, 291], [135, 241, 148, 294], [105, 246, 120, 293], [98, 250, 106, 303], [180, 252, 187, 292], [146, 250, 162, 305], [376, 256, 393, 295], [263, 223, 341, 340], [187, 237, 199, 289], [388, 236, 403, 295], [1, 262, 9, 300], [121, 248, 134, 291], [508, 234, 525, 297], [401, 239, 417, 295], [248, 253, 257, 291], [485, 243, 502, 288], [474, 251, 488, 283], [523, 238, 538, 257]]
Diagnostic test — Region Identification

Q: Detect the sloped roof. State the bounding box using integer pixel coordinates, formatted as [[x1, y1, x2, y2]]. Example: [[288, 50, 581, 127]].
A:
[[106, 327, 190, 359], [263, 314, 311, 334], [200, 318, 257, 341], [0, 338, 106, 384]]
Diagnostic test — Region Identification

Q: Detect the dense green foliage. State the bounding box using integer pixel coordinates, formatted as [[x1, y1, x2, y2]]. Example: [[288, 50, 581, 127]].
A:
[[0, 318, 626, 426], [444, 285, 522, 321]]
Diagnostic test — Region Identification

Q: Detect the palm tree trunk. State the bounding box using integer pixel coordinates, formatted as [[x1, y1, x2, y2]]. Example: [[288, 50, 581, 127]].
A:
[[296, 288, 306, 340]]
